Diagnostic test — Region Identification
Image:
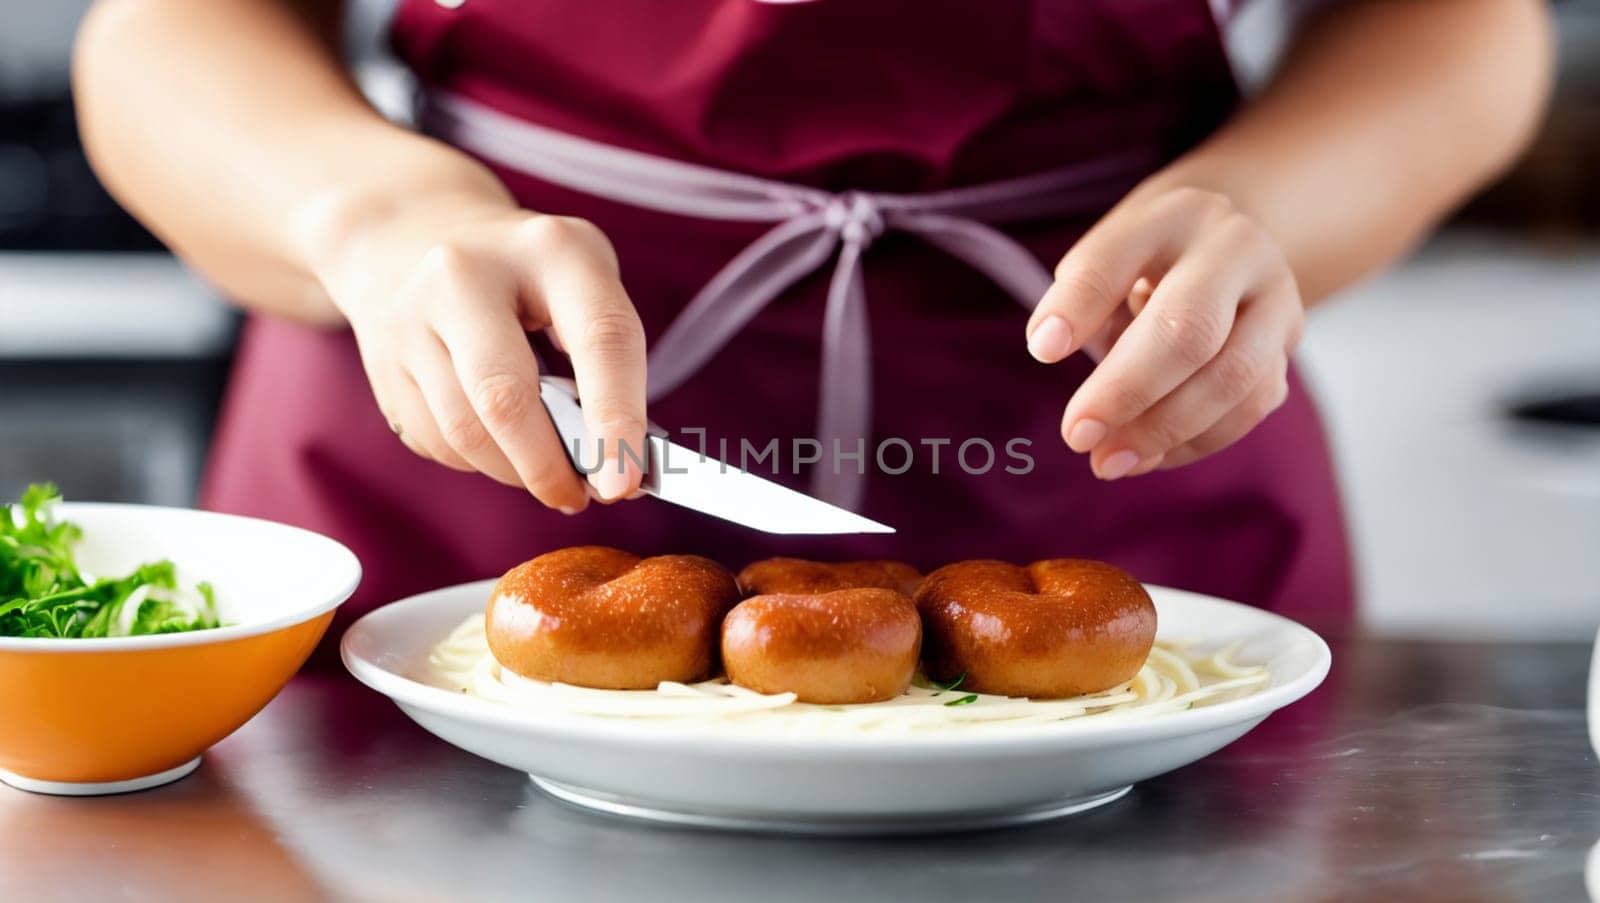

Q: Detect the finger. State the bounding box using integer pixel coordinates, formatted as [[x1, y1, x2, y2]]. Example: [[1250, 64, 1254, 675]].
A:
[[1081, 301, 1135, 363], [1080, 276, 1151, 362], [407, 332, 532, 492], [349, 321, 475, 474], [1027, 188, 1225, 364], [1091, 288, 1300, 471], [1127, 276, 1155, 316], [428, 256, 590, 512], [1060, 212, 1277, 457], [382, 371, 475, 474], [528, 219, 649, 502], [1159, 374, 1292, 469], [1127, 452, 1165, 477]]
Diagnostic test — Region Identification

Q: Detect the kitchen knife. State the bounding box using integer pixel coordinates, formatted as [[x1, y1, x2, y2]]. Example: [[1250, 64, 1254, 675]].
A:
[[538, 378, 894, 535]]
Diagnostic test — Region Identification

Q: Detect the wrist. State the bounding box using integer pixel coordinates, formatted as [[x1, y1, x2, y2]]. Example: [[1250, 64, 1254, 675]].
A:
[[1128, 150, 1252, 211]]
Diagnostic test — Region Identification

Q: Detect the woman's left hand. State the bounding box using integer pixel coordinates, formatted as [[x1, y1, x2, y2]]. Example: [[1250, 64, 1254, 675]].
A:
[[1025, 186, 1305, 479]]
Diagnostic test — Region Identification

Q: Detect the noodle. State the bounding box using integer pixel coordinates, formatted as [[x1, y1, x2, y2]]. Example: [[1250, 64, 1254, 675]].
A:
[[428, 614, 1270, 734]]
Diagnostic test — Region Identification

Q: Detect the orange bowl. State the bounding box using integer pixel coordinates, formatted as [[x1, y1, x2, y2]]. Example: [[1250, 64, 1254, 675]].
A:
[[0, 503, 359, 795]]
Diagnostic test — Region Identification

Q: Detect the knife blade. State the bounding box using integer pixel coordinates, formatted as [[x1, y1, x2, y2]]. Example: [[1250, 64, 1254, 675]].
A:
[[538, 378, 894, 535]]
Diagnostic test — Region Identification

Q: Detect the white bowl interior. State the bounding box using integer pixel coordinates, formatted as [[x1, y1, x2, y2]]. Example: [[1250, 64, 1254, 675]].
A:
[[2, 503, 361, 646]]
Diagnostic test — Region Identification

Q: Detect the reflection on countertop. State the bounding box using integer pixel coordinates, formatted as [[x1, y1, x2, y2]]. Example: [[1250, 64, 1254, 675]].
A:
[[0, 768, 324, 902], [0, 637, 1595, 903]]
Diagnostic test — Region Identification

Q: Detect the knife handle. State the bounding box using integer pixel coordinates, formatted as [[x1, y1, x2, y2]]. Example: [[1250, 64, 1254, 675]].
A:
[[537, 378, 588, 474], [537, 377, 663, 481]]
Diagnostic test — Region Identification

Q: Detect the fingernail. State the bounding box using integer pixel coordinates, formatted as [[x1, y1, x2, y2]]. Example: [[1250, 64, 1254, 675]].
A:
[[1098, 450, 1140, 481], [595, 461, 633, 501], [1129, 453, 1165, 477], [1066, 418, 1108, 453], [1026, 315, 1073, 363], [558, 506, 581, 516]]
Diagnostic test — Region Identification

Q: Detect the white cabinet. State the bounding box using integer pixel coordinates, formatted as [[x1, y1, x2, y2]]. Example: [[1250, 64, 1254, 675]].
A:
[[1299, 232, 1600, 640]]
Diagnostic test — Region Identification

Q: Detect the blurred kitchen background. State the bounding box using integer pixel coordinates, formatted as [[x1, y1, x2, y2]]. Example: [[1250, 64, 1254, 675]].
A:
[[1, 1, 1596, 640]]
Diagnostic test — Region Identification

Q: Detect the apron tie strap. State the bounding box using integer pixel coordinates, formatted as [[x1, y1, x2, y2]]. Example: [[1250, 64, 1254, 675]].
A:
[[423, 92, 1157, 510]]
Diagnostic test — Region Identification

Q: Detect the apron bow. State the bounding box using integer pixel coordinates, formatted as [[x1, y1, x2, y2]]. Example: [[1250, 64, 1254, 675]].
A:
[[424, 92, 1157, 510]]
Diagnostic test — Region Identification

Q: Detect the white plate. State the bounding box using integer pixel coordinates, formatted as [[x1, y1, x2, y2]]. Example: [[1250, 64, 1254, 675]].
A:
[[342, 580, 1330, 834]]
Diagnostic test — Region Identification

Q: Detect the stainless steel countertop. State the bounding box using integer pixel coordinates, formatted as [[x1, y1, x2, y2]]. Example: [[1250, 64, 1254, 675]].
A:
[[3, 638, 1596, 902]]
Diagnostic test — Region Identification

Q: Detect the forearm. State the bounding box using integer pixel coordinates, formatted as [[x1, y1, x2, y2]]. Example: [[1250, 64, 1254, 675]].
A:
[[1140, 0, 1553, 305], [74, 0, 511, 325]]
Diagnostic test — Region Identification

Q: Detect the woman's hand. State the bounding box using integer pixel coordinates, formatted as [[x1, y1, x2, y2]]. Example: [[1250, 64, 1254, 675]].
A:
[[1026, 187, 1305, 479], [314, 195, 648, 513]]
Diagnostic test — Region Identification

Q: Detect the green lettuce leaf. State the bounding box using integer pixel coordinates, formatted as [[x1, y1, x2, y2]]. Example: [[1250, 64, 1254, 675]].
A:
[[0, 484, 222, 638]]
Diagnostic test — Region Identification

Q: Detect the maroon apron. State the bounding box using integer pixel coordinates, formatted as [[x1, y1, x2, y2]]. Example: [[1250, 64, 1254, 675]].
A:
[[201, 0, 1354, 667]]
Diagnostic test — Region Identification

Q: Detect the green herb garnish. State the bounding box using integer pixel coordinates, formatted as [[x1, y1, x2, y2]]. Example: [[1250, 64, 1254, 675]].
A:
[[0, 484, 221, 638], [944, 694, 978, 707], [928, 672, 967, 696]]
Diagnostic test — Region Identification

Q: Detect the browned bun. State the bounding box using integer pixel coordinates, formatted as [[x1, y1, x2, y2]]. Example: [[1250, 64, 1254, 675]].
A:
[[486, 546, 740, 689], [736, 558, 922, 596], [914, 558, 1156, 699], [721, 589, 921, 704]]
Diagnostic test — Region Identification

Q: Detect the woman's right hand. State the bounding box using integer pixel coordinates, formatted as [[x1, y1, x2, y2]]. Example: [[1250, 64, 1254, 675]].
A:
[[310, 194, 648, 514]]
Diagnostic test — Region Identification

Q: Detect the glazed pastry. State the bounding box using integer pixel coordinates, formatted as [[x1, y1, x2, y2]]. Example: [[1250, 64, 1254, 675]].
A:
[[721, 588, 921, 705], [736, 558, 922, 597], [487, 546, 739, 689], [915, 558, 1157, 699]]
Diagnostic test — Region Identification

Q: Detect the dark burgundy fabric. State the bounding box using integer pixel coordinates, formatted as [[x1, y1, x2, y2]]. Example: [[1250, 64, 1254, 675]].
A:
[[201, 0, 1353, 667]]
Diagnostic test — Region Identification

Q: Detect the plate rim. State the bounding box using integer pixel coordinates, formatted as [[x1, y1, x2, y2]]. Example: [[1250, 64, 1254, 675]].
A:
[[341, 577, 1331, 755]]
